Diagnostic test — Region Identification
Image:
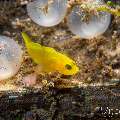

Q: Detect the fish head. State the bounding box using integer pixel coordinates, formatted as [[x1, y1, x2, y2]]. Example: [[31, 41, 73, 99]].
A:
[[56, 55, 79, 75]]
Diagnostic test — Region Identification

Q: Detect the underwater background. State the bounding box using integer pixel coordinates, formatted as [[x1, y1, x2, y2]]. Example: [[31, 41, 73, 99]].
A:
[[0, 0, 120, 119]]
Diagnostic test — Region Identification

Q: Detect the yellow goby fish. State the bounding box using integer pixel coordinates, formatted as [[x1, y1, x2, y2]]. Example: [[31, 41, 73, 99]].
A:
[[21, 32, 79, 75]]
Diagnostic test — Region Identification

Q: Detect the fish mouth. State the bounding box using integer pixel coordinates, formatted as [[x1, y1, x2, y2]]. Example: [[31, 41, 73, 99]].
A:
[[60, 74, 72, 79]]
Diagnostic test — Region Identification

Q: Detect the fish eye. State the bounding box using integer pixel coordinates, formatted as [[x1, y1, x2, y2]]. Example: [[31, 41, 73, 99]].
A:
[[65, 64, 72, 70]]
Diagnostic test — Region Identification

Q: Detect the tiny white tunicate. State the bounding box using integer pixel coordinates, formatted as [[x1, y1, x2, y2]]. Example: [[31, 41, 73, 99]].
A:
[[67, 0, 111, 39], [27, 0, 67, 27], [0, 36, 22, 80]]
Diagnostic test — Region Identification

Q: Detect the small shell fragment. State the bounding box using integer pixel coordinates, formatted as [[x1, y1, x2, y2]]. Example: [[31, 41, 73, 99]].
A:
[[22, 73, 37, 87], [67, 0, 111, 39], [0, 35, 22, 80], [27, 0, 67, 27]]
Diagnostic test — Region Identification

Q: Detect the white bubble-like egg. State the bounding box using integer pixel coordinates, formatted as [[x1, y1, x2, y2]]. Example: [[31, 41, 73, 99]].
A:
[[67, 0, 111, 39], [0, 36, 22, 80], [27, 0, 67, 27]]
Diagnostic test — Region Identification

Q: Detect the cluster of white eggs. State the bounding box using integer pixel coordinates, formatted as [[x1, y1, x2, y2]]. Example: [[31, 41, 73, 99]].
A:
[[0, 36, 22, 80], [27, 0, 67, 27], [67, 5, 111, 39], [27, 0, 111, 39]]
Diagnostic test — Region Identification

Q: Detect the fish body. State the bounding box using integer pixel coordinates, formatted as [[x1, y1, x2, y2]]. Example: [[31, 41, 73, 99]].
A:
[[22, 32, 79, 75]]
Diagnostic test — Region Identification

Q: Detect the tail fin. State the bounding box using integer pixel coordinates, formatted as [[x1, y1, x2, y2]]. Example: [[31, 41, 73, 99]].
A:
[[21, 32, 32, 45]]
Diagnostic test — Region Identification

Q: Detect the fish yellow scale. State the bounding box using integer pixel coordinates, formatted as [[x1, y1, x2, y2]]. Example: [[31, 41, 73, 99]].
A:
[[22, 32, 79, 75]]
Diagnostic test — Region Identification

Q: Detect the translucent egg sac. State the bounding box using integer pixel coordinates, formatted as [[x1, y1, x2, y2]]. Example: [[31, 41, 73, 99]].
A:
[[27, 0, 67, 27], [67, 3, 111, 39], [0, 36, 22, 80]]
